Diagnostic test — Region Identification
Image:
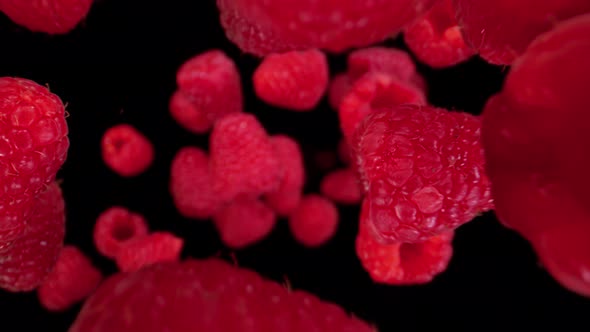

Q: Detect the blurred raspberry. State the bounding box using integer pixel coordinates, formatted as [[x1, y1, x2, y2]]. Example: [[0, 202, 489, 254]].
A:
[[0, 0, 93, 34], [348, 47, 417, 82], [320, 168, 362, 205], [93, 206, 149, 259], [289, 195, 339, 247], [328, 74, 354, 111], [169, 91, 212, 134], [101, 124, 154, 177], [115, 232, 184, 272]]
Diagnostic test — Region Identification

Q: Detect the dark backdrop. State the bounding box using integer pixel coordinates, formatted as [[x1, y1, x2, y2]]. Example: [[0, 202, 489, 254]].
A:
[[0, 1, 588, 331]]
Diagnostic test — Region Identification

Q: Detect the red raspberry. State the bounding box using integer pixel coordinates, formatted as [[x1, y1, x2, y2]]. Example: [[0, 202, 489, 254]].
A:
[[101, 124, 154, 177], [264, 135, 305, 216], [339, 72, 426, 143], [210, 113, 282, 202], [353, 105, 493, 243], [288, 195, 339, 247], [0, 182, 65, 292], [356, 198, 453, 284], [115, 232, 184, 273], [93, 206, 149, 259], [69, 259, 374, 332], [174, 50, 242, 131], [170, 147, 221, 219], [37, 246, 102, 311], [0, 77, 69, 242], [328, 73, 353, 111], [0, 0, 93, 34], [169, 90, 212, 134], [347, 47, 417, 82], [404, 0, 474, 68], [213, 196, 277, 249], [320, 168, 362, 205], [453, 0, 590, 65], [253, 49, 329, 111]]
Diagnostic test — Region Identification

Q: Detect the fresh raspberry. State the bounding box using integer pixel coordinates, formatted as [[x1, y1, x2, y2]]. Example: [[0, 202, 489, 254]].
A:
[[338, 138, 352, 165], [453, 0, 590, 65], [0, 0, 93, 34], [264, 135, 305, 216], [404, 0, 474, 68], [169, 90, 212, 134], [288, 195, 339, 247], [347, 47, 417, 82], [213, 196, 277, 249], [70, 259, 374, 332], [253, 49, 329, 111], [37, 246, 102, 311], [0, 77, 69, 242], [353, 105, 493, 243], [339, 72, 426, 143], [115, 232, 184, 273], [93, 206, 149, 259], [328, 74, 353, 111], [101, 124, 154, 177], [210, 113, 282, 202], [320, 169, 362, 205], [0, 182, 65, 292], [170, 147, 221, 220], [174, 50, 242, 131], [356, 198, 453, 285]]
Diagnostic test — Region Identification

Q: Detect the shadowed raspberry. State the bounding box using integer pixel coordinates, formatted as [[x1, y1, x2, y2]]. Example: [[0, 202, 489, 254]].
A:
[[93, 206, 149, 259], [101, 124, 154, 177], [115, 232, 184, 272], [289, 195, 339, 247], [0, 0, 93, 34], [328, 74, 354, 111], [320, 168, 362, 205]]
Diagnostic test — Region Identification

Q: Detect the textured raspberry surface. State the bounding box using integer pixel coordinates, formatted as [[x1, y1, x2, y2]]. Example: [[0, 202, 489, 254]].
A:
[[404, 0, 474, 68], [0, 182, 65, 292], [213, 196, 277, 249], [328, 74, 353, 111], [69, 259, 374, 332], [170, 147, 221, 219], [0, 77, 69, 242], [453, 0, 590, 65], [115, 232, 184, 272], [289, 195, 339, 247], [356, 198, 453, 285], [169, 90, 212, 134], [253, 49, 328, 111], [93, 206, 149, 259], [339, 72, 426, 143], [38, 246, 102, 311], [353, 105, 493, 243], [0, 0, 93, 34], [264, 135, 305, 216], [101, 124, 154, 177], [210, 113, 282, 202], [348, 47, 417, 83], [320, 168, 362, 205]]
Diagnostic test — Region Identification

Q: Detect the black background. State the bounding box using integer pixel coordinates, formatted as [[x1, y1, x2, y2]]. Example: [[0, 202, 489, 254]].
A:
[[0, 1, 588, 331]]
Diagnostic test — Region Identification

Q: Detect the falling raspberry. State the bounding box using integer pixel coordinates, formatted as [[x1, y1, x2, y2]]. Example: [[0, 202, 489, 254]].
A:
[[289, 195, 339, 247], [101, 124, 154, 177], [347, 47, 417, 83], [93, 206, 149, 259], [320, 168, 362, 205], [115, 232, 184, 272], [0, 0, 94, 34], [328, 74, 354, 111]]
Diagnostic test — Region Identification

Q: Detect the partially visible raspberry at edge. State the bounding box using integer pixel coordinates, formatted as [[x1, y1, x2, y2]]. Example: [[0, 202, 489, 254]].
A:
[[0, 0, 94, 34]]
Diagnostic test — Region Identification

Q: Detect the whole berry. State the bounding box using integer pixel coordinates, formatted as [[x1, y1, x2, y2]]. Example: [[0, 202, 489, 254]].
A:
[[288, 195, 339, 247], [115, 232, 184, 273], [320, 168, 362, 205], [168, 91, 212, 134], [101, 124, 154, 177], [93, 206, 149, 259], [0, 0, 93, 34]]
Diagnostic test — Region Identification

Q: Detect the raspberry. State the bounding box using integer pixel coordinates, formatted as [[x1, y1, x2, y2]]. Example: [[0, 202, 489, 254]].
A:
[[93, 206, 149, 259], [356, 198, 453, 284], [101, 124, 154, 177], [69, 259, 374, 332], [210, 113, 282, 202], [213, 196, 277, 249], [404, 0, 474, 68], [453, 0, 590, 65], [353, 105, 493, 243], [339, 72, 426, 143], [253, 49, 329, 111], [115, 232, 184, 273], [37, 246, 102, 311], [264, 135, 305, 216], [288, 195, 339, 247], [0, 0, 93, 34], [328, 74, 353, 111], [0, 182, 65, 292], [320, 168, 362, 205], [0, 77, 69, 242], [347, 47, 417, 82], [174, 50, 242, 131]]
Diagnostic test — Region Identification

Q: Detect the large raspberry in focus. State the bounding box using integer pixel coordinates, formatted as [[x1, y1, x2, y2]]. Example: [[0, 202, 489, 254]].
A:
[[353, 105, 492, 243], [69, 259, 374, 332], [0, 0, 93, 34]]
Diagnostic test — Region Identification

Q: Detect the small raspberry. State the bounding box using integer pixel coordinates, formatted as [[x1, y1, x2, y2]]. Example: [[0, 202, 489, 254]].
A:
[[169, 90, 212, 134], [93, 206, 149, 259], [253, 49, 329, 111], [328, 74, 353, 111], [210, 113, 282, 202], [320, 168, 362, 205], [213, 196, 277, 249], [37, 246, 102, 311], [356, 198, 453, 285], [288, 195, 339, 247], [101, 124, 154, 177], [353, 105, 493, 243], [0, 0, 93, 34], [115, 232, 184, 273], [170, 147, 221, 219], [347, 47, 417, 82], [0, 182, 65, 292]]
